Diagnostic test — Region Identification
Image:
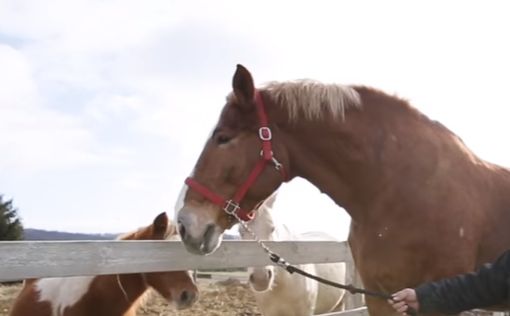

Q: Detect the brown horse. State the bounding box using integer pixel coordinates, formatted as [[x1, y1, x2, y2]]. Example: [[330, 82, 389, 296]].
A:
[[176, 64, 510, 315], [9, 212, 198, 316]]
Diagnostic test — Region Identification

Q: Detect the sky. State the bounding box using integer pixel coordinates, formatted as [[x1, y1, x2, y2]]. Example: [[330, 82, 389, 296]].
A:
[[1, 0, 509, 240]]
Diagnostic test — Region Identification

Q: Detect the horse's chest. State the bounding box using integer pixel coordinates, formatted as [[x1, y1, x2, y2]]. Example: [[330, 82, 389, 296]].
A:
[[348, 225, 417, 289], [254, 276, 316, 316], [349, 223, 396, 260], [256, 294, 313, 316]]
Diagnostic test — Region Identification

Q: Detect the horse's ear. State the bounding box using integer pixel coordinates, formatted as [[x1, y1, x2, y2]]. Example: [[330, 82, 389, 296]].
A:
[[263, 191, 278, 209], [254, 191, 278, 213], [153, 212, 169, 235], [232, 64, 255, 107]]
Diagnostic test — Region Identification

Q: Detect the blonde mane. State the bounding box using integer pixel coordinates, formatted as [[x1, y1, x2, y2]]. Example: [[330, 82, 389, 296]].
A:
[[262, 80, 361, 121]]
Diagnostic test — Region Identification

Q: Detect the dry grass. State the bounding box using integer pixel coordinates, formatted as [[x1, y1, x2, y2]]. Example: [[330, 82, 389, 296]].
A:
[[0, 284, 20, 316], [2, 279, 503, 316], [0, 278, 261, 316]]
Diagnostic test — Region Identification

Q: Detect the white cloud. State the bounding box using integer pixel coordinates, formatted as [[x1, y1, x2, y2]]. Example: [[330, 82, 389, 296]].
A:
[[1, 0, 510, 234], [0, 45, 127, 172], [0, 0, 182, 53]]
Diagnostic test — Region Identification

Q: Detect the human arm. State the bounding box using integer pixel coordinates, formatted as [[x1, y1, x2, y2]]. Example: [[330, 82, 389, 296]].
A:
[[391, 249, 510, 314]]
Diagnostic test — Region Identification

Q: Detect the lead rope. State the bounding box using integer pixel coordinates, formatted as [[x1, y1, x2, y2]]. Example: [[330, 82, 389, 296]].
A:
[[234, 212, 417, 316]]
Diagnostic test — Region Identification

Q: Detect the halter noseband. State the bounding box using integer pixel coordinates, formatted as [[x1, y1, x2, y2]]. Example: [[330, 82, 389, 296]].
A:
[[185, 90, 288, 221]]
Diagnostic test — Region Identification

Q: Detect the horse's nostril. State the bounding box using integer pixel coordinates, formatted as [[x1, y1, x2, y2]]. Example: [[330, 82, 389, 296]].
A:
[[249, 274, 255, 283], [180, 290, 189, 303], [203, 223, 215, 241], [180, 290, 195, 304], [178, 221, 186, 238], [267, 269, 272, 279]]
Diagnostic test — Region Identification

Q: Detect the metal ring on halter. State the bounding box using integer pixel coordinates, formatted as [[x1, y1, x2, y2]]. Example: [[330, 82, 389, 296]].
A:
[[223, 200, 241, 215], [258, 127, 272, 140], [259, 149, 273, 157]]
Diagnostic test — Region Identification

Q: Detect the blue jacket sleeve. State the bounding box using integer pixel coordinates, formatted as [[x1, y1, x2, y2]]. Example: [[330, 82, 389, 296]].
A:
[[415, 249, 510, 314]]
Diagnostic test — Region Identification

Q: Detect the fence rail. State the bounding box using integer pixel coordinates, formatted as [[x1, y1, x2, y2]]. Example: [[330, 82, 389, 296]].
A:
[[3, 239, 506, 316], [0, 239, 367, 315], [0, 240, 351, 281]]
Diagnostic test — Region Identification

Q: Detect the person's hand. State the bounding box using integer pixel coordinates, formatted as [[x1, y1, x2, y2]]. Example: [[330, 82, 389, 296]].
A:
[[388, 288, 419, 315]]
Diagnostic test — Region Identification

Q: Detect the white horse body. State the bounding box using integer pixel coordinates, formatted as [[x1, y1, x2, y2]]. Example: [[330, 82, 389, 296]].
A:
[[239, 195, 346, 316]]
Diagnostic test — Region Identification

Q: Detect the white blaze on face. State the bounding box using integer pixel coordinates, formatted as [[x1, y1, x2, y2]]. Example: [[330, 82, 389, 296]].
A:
[[174, 124, 218, 222], [36, 276, 94, 316], [175, 179, 224, 254], [174, 183, 189, 223]]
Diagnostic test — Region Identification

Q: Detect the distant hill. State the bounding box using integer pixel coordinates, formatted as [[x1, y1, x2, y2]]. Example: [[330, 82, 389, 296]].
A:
[[24, 228, 116, 241], [23, 228, 239, 241]]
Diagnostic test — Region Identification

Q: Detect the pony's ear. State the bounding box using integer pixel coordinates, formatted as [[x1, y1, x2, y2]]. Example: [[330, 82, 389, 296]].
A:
[[232, 64, 255, 107], [153, 212, 169, 235]]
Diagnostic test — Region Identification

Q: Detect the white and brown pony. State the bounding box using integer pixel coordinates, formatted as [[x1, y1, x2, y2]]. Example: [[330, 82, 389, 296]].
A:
[[239, 194, 346, 316], [9, 212, 198, 316]]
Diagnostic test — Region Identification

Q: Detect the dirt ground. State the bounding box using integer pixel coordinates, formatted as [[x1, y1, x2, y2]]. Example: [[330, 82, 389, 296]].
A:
[[2, 278, 502, 316], [0, 278, 262, 316]]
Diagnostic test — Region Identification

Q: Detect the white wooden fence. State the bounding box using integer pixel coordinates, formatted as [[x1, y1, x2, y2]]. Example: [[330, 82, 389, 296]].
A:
[[0, 240, 367, 315]]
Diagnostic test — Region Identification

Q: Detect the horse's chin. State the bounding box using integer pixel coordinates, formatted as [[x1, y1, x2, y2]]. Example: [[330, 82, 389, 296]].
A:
[[182, 232, 223, 256], [174, 301, 194, 310]]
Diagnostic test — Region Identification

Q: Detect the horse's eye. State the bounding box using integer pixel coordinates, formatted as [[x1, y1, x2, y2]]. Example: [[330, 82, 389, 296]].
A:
[[216, 134, 232, 145]]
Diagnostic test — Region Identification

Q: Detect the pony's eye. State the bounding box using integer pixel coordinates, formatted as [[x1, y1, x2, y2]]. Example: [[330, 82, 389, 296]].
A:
[[216, 134, 232, 145]]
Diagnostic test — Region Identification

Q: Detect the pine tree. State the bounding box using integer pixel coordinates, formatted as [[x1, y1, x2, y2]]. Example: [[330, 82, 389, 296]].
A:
[[0, 195, 24, 240]]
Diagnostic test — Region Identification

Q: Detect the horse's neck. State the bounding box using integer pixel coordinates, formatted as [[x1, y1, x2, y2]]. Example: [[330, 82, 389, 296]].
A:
[[280, 87, 481, 221], [116, 274, 148, 304], [280, 110, 383, 219], [91, 273, 148, 314], [260, 210, 294, 240], [273, 223, 294, 240]]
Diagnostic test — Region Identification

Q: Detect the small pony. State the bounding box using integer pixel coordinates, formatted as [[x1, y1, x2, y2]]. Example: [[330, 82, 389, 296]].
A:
[[239, 194, 347, 316], [9, 212, 198, 316]]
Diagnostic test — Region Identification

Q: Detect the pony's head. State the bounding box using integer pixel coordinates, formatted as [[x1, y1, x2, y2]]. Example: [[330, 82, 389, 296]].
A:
[[121, 212, 198, 309], [239, 193, 278, 292], [176, 65, 290, 255]]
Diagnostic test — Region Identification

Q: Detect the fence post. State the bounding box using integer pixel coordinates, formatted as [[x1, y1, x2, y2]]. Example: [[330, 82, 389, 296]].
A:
[[343, 247, 364, 310]]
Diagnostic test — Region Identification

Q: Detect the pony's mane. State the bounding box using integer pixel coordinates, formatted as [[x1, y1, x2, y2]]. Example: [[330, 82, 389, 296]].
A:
[[261, 80, 361, 121], [115, 224, 174, 241], [116, 229, 140, 241]]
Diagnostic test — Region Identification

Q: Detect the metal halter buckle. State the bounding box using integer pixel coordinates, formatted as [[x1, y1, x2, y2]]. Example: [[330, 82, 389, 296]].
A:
[[259, 150, 282, 171], [258, 127, 272, 141], [272, 157, 283, 170], [223, 200, 241, 215]]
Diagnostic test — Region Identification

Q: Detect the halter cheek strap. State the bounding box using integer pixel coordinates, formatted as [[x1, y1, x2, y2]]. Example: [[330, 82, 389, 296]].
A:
[[116, 273, 149, 303], [185, 90, 288, 221]]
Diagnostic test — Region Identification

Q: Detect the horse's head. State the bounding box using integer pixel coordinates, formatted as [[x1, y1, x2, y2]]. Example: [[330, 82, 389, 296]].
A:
[[239, 193, 278, 292], [126, 212, 198, 309], [176, 65, 290, 255]]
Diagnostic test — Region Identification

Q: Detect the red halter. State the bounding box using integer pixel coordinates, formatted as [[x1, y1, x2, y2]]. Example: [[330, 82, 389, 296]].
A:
[[185, 90, 288, 221]]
